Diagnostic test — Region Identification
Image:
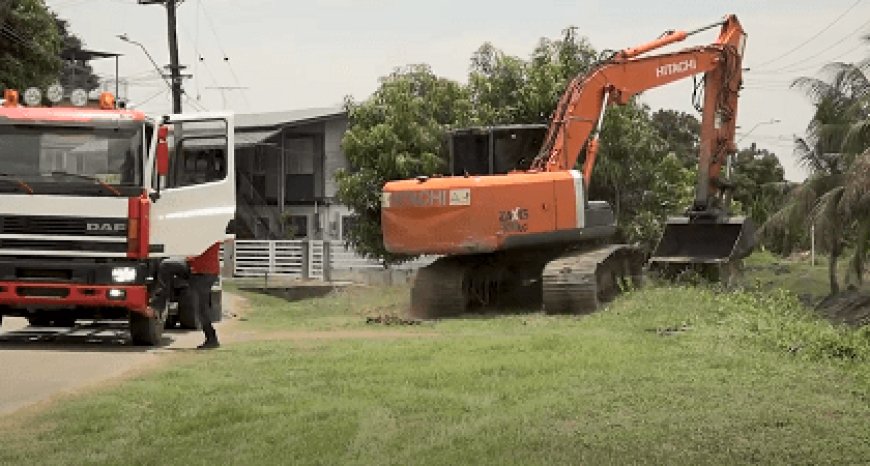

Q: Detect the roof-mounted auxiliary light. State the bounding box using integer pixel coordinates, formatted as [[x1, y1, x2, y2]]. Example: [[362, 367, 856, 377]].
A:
[[70, 88, 88, 107], [23, 87, 42, 106], [46, 84, 64, 104]]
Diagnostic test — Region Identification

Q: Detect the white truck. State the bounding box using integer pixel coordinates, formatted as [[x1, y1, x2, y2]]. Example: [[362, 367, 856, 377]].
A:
[[0, 87, 235, 345]]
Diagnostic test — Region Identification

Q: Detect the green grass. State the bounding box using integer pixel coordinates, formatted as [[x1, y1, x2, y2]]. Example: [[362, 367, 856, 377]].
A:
[[1, 285, 868, 465], [741, 250, 869, 305]]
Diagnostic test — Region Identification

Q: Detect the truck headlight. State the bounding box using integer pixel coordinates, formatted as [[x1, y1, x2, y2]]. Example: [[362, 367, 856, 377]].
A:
[[111, 267, 137, 283]]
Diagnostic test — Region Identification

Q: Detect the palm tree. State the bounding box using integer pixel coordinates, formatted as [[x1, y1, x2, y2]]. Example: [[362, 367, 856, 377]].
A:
[[760, 59, 870, 294]]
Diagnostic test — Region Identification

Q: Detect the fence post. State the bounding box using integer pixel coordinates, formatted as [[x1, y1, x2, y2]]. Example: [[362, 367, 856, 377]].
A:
[[268, 241, 276, 274], [222, 238, 235, 278], [323, 240, 331, 282], [301, 239, 310, 280]]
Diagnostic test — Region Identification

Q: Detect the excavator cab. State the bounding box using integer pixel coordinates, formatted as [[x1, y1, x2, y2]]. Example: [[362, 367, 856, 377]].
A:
[[648, 216, 756, 281]]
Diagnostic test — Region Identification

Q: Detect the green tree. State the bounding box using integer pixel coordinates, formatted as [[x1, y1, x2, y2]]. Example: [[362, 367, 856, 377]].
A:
[[731, 144, 787, 225], [468, 27, 597, 126], [336, 64, 471, 264], [590, 103, 694, 250], [56, 16, 100, 91], [650, 109, 700, 169], [0, 0, 61, 91], [761, 61, 870, 294]]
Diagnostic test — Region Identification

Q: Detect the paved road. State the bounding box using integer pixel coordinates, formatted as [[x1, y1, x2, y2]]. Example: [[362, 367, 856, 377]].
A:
[[0, 300, 235, 416]]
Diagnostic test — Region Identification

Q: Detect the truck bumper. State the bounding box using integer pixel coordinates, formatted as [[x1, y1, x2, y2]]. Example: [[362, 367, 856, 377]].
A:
[[0, 281, 148, 314]]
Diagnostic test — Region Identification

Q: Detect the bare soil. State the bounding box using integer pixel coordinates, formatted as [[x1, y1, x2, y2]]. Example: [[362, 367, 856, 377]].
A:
[[815, 291, 870, 326]]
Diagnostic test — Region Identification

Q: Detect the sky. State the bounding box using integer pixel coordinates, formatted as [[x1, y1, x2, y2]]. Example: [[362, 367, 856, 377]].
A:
[[44, 0, 870, 182]]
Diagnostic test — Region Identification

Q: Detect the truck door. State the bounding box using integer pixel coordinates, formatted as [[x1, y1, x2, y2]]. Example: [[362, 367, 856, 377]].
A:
[[149, 114, 235, 257]]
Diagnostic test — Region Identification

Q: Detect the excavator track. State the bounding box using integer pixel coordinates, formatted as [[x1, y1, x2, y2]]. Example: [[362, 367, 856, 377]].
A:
[[409, 257, 469, 319], [542, 245, 643, 315], [408, 245, 644, 319]]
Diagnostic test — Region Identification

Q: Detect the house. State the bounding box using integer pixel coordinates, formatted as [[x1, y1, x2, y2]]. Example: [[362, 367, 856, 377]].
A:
[[232, 108, 353, 241]]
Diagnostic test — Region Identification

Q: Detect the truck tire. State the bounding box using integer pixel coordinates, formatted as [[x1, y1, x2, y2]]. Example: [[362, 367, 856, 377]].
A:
[[178, 288, 201, 330], [130, 292, 168, 346]]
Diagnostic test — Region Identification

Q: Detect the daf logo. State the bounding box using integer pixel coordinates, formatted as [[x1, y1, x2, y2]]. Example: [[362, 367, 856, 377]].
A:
[[86, 223, 127, 233]]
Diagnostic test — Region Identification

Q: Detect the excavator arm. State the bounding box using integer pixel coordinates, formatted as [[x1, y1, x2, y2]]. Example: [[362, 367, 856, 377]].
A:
[[534, 15, 746, 217]]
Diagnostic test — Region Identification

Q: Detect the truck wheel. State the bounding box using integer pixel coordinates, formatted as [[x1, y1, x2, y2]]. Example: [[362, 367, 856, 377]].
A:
[[178, 289, 201, 330], [130, 293, 168, 346]]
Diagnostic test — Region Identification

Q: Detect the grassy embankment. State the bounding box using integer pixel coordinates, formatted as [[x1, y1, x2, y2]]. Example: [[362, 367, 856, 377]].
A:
[[1, 274, 868, 465]]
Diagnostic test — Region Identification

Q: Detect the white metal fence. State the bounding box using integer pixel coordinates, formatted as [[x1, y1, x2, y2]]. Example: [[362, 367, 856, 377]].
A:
[[228, 240, 436, 281]]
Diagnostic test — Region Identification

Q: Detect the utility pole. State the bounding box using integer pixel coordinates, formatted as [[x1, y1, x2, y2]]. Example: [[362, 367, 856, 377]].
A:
[[138, 0, 184, 113]]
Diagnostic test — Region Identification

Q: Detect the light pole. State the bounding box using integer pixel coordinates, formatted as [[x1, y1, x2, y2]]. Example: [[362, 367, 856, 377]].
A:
[[729, 118, 781, 177], [117, 34, 173, 95], [736, 118, 782, 146]]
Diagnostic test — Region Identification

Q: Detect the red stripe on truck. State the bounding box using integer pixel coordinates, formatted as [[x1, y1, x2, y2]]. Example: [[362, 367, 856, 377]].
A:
[[0, 281, 148, 313]]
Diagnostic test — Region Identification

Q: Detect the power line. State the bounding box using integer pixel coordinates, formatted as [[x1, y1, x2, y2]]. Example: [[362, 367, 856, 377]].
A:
[[130, 88, 169, 108], [197, 0, 251, 110], [752, 0, 864, 70], [761, 41, 867, 77], [752, 18, 870, 74]]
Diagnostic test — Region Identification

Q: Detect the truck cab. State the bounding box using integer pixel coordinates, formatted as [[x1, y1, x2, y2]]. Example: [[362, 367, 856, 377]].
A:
[[0, 88, 235, 345]]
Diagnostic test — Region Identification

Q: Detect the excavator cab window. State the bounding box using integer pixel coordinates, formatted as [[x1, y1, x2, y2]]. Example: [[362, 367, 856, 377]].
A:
[[449, 125, 546, 175]]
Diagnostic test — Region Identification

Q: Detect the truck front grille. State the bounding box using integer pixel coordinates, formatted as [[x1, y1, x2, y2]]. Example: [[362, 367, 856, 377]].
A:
[[0, 215, 127, 237]]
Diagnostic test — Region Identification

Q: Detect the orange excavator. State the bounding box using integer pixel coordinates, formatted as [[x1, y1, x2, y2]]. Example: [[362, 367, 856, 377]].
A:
[[382, 14, 755, 317]]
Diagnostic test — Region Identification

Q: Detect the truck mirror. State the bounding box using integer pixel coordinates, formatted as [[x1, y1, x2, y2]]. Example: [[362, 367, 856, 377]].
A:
[[156, 125, 170, 176]]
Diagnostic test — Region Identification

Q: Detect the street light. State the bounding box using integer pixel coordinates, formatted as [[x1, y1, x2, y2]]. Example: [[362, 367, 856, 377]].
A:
[[117, 34, 172, 92], [729, 118, 781, 177], [736, 118, 781, 145]]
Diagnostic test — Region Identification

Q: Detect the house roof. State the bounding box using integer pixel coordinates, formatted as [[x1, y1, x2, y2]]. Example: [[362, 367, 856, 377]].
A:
[[235, 107, 345, 130], [235, 129, 282, 147]]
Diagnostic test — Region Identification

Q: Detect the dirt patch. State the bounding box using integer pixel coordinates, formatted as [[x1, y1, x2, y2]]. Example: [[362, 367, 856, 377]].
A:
[[365, 314, 422, 326], [217, 293, 438, 343], [816, 291, 870, 327], [244, 285, 339, 302], [245, 330, 439, 341]]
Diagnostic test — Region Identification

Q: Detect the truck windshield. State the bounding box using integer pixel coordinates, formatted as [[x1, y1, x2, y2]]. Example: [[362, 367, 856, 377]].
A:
[[0, 123, 144, 192]]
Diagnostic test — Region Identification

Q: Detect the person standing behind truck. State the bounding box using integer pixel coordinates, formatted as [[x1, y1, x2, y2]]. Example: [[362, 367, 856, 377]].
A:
[[184, 242, 223, 349], [191, 274, 220, 349]]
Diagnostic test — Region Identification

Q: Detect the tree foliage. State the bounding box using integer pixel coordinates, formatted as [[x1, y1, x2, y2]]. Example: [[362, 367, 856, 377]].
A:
[[468, 27, 597, 126], [0, 0, 60, 90], [650, 109, 700, 169], [761, 59, 870, 294], [336, 64, 471, 264], [731, 144, 788, 225], [591, 103, 694, 250], [56, 16, 100, 91]]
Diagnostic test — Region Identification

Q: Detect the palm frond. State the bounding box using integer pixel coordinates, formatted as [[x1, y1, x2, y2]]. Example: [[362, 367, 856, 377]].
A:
[[841, 149, 870, 219]]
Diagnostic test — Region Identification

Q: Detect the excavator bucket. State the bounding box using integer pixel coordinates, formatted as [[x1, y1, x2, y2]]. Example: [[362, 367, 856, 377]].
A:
[[648, 216, 756, 281]]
